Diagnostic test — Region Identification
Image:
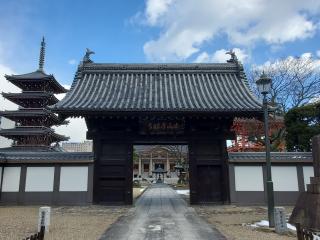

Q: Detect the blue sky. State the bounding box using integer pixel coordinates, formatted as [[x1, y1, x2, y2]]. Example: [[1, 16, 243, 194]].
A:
[[1, 0, 320, 86], [1, 0, 320, 141]]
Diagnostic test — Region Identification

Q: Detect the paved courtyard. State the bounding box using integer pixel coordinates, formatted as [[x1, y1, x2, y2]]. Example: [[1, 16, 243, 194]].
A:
[[100, 184, 226, 240]]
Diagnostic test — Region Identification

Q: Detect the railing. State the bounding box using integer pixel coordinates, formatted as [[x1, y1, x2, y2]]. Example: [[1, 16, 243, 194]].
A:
[[296, 224, 320, 240], [23, 226, 45, 240]]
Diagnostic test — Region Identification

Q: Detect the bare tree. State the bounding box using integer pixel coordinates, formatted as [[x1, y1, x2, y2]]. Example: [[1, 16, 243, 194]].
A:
[[248, 56, 320, 113], [166, 145, 188, 165]]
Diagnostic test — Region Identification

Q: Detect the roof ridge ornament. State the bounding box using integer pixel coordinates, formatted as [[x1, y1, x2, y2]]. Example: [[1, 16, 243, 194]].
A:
[[38, 37, 46, 72], [83, 48, 95, 63], [226, 49, 238, 63]]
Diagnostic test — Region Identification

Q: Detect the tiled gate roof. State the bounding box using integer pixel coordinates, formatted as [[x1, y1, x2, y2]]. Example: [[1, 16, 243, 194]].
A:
[[52, 63, 262, 114]]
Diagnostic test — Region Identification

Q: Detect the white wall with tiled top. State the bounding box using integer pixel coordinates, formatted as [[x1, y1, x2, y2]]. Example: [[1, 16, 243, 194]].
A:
[[234, 166, 264, 191], [272, 166, 299, 191], [25, 167, 55, 192], [59, 166, 88, 191], [1, 167, 21, 192]]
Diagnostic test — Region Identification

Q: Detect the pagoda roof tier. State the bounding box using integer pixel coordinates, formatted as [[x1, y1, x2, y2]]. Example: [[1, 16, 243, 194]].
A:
[[51, 62, 262, 117], [2, 92, 59, 108], [0, 126, 69, 142], [0, 108, 68, 126], [5, 70, 67, 93]]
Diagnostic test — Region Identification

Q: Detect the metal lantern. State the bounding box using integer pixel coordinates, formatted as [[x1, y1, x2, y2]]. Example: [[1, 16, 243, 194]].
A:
[[256, 72, 272, 95]]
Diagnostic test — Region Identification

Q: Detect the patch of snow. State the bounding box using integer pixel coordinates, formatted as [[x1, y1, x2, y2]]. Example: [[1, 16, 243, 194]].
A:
[[148, 225, 162, 231], [176, 190, 189, 195], [250, 220, 296, 231], [287, 223, 296, 231], [314, 234, 320, 240], [250, 220, 269, 228]]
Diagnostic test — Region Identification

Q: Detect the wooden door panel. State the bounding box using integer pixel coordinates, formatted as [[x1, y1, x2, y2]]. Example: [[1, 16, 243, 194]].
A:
[[197, 165, 222, 202], [189, 140, 225, 204], [94, 141, 132, 204]]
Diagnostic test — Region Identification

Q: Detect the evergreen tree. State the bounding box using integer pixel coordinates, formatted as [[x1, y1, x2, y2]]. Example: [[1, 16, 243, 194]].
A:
[[285, 102, 320, 151]]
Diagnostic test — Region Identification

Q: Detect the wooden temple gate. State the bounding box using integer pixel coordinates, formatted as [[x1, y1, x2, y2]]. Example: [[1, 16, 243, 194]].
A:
[[53, 54, 262, 205], [86, 117, 232, 204]]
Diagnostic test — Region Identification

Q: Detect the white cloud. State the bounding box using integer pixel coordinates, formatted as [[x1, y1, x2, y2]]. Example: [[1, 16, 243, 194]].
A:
[[145, 0, 174, 26], [68, 59, 77, 65], [54, 84, 88, 142], [140, 0, 320, 61], [0, 64, 20, 111], [301, 52, 312, 59], [194, 52, 210, 63], [299, 52, 320, 69], [316, 50, 320, 58], [54, 117, 87, 142], [309, 96, 320, 104], [55, 84, 70, 101], [194, 48, 248, 63]]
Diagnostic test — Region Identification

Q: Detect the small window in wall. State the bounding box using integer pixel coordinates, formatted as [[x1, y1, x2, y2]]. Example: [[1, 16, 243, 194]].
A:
[[272, 166, 298, 191], [25, 167, 54, 192], [2, 167, 21, 192], [59, 166, 88, 191]]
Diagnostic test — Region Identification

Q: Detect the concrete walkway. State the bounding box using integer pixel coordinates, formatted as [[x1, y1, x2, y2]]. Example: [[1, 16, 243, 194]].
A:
[[100, 184, 226, 240]]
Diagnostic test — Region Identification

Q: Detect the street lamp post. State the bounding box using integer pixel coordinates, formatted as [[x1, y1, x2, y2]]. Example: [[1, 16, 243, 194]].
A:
[[256, 72, 275, 228]]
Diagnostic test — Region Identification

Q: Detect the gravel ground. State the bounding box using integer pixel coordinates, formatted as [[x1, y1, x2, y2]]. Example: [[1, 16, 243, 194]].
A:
[[0, 205, 129, 240], [195, 205, 296, 240]]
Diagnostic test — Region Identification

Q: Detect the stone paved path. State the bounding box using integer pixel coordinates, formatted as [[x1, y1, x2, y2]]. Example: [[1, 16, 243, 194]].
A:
[[100, 184, 226, 240]]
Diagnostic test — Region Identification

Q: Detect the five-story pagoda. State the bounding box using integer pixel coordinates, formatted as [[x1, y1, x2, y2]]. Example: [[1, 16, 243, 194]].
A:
[[0, 38, 69, 150]]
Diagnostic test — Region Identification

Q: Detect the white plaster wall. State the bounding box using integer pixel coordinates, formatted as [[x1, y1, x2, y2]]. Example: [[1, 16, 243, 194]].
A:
[[235, 166, 264, 191], [1, 167, 21, 192], [25, 167, 55, 192], [272, 166, 298, 191], [303, 166, 314, 190], [59, 166, 88, 191]]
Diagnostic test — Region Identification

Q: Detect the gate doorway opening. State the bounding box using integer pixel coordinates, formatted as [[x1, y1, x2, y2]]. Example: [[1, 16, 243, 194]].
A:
[[132, 145, 189, 202]]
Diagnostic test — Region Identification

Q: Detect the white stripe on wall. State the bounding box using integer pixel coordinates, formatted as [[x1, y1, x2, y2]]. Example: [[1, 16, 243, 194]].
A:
[[235, 166, 264, 191], [59, 166, 88, 191], [25, 167, 55, 192], [303, 166, 314, 190], [1, 167, 21, 192], [272, 166, 298, 191]]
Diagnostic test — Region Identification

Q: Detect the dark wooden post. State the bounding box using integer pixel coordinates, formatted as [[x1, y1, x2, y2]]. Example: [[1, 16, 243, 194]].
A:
[[295, 223, 303, 240], [312, 135, 320, 178], [38, 226, 45, 240]]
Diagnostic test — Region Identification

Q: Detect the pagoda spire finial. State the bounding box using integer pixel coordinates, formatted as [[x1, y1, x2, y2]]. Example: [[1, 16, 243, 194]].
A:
[[38, 36, 46, 72]]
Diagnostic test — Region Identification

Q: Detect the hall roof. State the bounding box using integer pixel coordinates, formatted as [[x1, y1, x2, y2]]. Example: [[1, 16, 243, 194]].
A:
[[52, 62, 262, 115]]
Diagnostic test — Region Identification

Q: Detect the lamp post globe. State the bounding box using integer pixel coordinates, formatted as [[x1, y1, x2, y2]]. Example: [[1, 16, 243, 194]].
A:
[[256, 72, 275, 228], [256, 72, 272, 95]]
